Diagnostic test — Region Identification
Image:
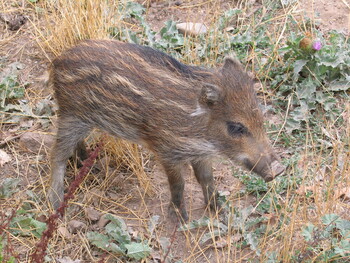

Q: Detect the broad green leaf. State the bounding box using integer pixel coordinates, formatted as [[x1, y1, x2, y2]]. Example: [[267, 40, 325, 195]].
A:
[[86, 232, 110, 249], [290, 102, 310, 122], [0, 178, 20, 198], [245, 217, 266, 230], [301, 223, 315, 242], [334, 240, 350, 256], [322, 214, 340, 226], [10, 216, 46, 238], [328, 80, 350, 91], [120, 1, 145, 19], [33, 98, 54, 116], [178, 217, 210, 231], [214, 221, 228, 232], [244, 232, 260, 256], [316, 91, 337, 112], [0, 74, 25, 110], [293, 59, 307, 78], [105, 214, 128, 232], [104, 214, 131, 248], [107, 243, 125, 254], [159, 20, 184, 48], [335, 219, 350, 237], [231, 32, 253, 46], [200, 229, 222, 244], [321, 214, 340, 238], [29, 218, 46, 237], [125, 242, 151, 260], [232, 205, 254, 230], [87, 232, 125, 254], [2, 104, 23, 112], [296, 78, 316, 99], [285, 100, 311, 133], [285, 117, 301, 133], [218, 8, 242, 29], [241, 174, 268, 194], [160, 20, 178, 36], [317, 51, 345, 68]]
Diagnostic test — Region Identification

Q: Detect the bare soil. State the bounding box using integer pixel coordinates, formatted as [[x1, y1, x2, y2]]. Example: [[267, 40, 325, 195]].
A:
[[300, 0, 350, 34], [0, 0, 349, 262]]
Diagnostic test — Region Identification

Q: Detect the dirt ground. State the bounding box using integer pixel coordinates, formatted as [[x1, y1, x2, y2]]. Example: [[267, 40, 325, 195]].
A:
[[0, 0, 349, 262], [300, 0, 350, 34]]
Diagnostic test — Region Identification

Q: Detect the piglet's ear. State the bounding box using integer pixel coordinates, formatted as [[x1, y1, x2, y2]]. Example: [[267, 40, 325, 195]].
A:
[[222, 57, 243, 72], [199, 83, 222, 107]]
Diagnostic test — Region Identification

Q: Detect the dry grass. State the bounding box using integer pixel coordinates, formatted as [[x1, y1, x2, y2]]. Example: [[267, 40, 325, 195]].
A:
[[35, 0, 121, 56], [1, 0, 350, 262]]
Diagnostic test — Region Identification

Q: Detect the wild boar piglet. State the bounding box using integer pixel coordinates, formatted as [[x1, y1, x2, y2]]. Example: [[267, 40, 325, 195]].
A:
[[48, 40, 285, 221]]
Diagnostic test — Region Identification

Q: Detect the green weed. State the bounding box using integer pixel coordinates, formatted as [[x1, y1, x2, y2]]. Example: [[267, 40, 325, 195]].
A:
[[0, 62, 25, 114], [299, 214, 350, 262], [87, 214, 151, 260]]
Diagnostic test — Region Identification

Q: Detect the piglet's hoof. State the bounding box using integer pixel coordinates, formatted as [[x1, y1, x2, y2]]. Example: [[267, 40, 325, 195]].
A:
[[168, 203, 188, 224], [207, 193, 221, 212]]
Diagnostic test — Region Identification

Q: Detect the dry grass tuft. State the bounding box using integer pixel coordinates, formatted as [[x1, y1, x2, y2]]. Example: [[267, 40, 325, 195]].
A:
[[102, 135, 154, 196], [36, 0, 121, 56]]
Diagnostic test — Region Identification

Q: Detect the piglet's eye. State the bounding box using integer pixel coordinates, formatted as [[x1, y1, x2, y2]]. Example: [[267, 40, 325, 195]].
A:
[[227, 121, 248, 136]]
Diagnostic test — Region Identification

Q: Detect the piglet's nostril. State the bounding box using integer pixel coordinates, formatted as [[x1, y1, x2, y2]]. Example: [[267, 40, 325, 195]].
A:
[[261, 160, 285, 182], [270, 160, 286, 177]]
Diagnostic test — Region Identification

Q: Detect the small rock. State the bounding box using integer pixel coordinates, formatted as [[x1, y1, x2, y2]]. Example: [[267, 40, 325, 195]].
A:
[[176, 22, 207, 36], [97, 214, 111, 229], [213, 237, 228, 249], [107, 191, 119, 200], [19, 132, 54, 153], [0, 12, 26, 31], [58, 226, 72, 239], [85, 207, 101, 221], [0, 149, 11, 166], [68, 220, 87, 234]]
